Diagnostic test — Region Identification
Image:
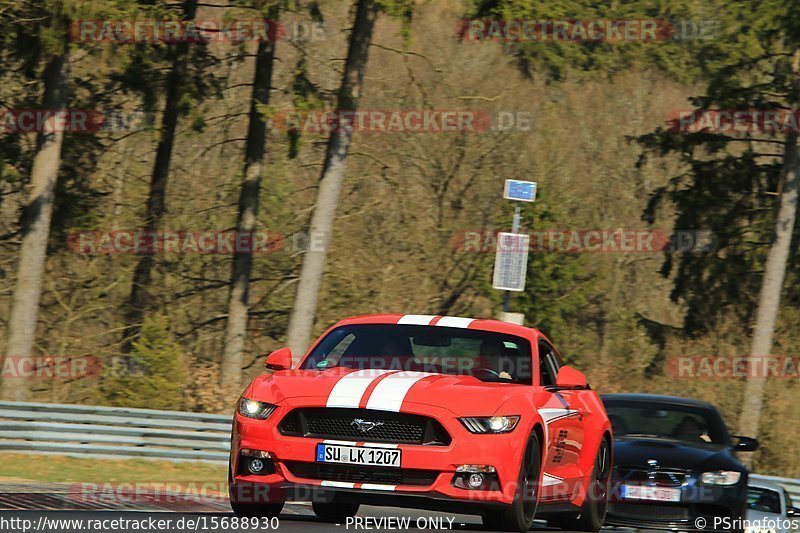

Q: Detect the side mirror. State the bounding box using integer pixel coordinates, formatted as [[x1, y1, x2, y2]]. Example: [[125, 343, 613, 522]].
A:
[[787, 507, 800, 517], [555, 366, 588, 389], [732, 435, 759, 452], [265, 347, 292, 371]]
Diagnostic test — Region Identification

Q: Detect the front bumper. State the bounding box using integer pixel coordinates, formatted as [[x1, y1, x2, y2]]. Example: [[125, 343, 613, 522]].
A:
[[230, 399, 527, 508]]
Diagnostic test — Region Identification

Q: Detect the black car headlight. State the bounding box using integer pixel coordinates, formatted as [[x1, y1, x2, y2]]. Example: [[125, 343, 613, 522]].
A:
[[460, 416, 520, 434], [238, 398, 277, 420], [700, 470, 741, 485]]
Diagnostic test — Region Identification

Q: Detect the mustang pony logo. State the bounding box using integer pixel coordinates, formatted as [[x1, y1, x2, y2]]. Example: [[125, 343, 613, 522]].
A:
[[351, 418, 384, 433]]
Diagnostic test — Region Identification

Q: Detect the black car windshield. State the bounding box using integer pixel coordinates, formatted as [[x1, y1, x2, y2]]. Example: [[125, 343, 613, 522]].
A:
[[301, 324, 532, 384], [747, 487, 782, 514], [603, 399, 731, 446]]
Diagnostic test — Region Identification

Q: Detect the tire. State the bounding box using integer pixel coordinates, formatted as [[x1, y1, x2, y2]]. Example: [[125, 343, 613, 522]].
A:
[[547, 436, 611, 532], [228, 465, 284, 518], [312, 501, 360, 522], [482, 433, 541, 532]]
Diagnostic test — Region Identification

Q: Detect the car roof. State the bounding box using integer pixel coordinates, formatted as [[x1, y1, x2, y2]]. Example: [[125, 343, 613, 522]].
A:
[[600, 393, 717, 411], [748, 478, 785, 492], [333, 314, 544, 340]]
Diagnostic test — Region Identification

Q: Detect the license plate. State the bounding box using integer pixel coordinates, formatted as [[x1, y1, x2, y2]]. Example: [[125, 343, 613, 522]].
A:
[[315, 444, 401, 468], [620, 484, 681, 502]]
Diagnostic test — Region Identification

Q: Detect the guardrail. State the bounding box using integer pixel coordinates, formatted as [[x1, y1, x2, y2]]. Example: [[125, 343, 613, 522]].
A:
[[2, 400, 799, 501], [0, 401, 231, 463], [750, 474, 800, 504]]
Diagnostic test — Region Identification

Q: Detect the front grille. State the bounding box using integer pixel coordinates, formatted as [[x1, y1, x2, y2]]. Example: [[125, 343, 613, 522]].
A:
[[609, 503, 690, 521], [279, 408, 451, 445], [285, 461, 438, 486], [615, 466, 690, 487]]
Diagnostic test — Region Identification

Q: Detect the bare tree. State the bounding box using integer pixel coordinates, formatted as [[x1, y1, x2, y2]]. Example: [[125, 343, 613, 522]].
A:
[[737, 51, 800, 466], [285, 0, 381, 360], [220, 15, 279, 389], [124, 0, 199, 350], [737, 121, 800, 463], [1, 52, 70, 401]]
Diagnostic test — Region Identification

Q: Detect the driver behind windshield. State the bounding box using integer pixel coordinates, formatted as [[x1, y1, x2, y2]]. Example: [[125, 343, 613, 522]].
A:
[[476, 339, 513, 380]]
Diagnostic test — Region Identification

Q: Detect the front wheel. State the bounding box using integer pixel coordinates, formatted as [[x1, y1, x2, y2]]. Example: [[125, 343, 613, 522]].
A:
[[547, 436, 611, 532], [482, 433, 541, 532], [228, 466, 284, 517]]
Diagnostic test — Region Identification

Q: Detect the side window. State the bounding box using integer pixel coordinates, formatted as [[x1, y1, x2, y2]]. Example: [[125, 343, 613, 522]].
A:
[[538, 341, 559, 386]]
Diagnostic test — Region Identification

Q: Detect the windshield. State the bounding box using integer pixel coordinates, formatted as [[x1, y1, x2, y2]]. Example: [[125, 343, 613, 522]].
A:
[[603, 399, 731, 446], [301, 324, 532, 384], [747, 487, 782, 514]]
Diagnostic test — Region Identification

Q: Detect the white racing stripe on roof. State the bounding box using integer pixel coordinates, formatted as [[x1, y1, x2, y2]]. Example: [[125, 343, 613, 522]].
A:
[[365, 371, 436, 412], [435, 316, 475, 328], [326, 369, 396, 408], [397, 314, 437, 325]]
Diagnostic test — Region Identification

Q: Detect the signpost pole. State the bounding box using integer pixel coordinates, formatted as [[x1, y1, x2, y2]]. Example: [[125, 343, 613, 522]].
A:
[[494, 179, 535, 324], [503, 205, 522, 312]]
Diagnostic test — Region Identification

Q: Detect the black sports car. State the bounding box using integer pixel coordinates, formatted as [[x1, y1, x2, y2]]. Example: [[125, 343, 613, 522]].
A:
[[601, 394, 758, 531]]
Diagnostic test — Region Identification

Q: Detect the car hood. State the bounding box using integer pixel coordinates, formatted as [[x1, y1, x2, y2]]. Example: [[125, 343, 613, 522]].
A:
[[244, 368, 525, 416], [612, 436, 744, 473]]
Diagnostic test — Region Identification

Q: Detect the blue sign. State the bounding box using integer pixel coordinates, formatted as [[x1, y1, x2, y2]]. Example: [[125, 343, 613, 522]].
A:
[[503, 179, 537, 202]]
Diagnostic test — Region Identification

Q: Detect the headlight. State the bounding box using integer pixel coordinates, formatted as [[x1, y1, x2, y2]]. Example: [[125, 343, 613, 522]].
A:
[[460, 416, 520, 434], [238, 398, 277, 420], [700, 470, 741, 485]]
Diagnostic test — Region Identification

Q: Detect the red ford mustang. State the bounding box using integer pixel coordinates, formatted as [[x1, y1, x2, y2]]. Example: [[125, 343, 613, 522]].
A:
[[229, 314, 612, 532]]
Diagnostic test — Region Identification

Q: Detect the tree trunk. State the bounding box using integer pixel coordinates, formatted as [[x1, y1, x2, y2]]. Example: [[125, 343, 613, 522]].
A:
[[0, 52, 70, 401], [220, 27, 278, 389], [736, 129, 800, 464], [285, 0, 380, 362], [123, 0, 198, 350]]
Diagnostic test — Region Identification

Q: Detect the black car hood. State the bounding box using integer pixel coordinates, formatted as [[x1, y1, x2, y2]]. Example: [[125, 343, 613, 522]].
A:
[[612, 437, 745, 473]]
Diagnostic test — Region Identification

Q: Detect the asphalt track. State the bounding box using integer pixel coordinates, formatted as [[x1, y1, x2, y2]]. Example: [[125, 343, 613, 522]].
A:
[[0, 484, 640, 532]]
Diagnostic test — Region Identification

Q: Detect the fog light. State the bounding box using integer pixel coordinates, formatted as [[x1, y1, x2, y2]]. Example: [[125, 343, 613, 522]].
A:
[[468, 473, 484, 488], [248, 458, 264, 474]]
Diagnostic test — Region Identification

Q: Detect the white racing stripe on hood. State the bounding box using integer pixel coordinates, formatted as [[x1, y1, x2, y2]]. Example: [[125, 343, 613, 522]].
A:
[[365, 371, 437, 412], [326, 369, 396, 408], [397, 314, 437, 325]]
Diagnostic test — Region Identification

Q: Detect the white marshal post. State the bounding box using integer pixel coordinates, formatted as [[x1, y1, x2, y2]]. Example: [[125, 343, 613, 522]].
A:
[[493, 180, 536, 323]]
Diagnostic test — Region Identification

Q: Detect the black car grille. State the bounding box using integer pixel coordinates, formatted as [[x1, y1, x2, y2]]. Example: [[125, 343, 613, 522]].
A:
[[609, 503, 690, 522], [285, 461, 438, 486], [278, 408, 451, 445], [615, 466, 690, 487]]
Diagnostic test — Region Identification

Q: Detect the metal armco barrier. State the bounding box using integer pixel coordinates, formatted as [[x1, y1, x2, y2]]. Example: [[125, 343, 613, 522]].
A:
[[750, 473, 800, 504], [0, 401, 231, 463]]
